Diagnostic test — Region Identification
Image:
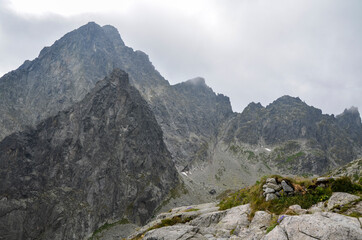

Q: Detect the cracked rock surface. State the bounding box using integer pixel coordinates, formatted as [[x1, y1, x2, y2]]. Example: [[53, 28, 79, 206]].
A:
[[263, 212, 362, 240]]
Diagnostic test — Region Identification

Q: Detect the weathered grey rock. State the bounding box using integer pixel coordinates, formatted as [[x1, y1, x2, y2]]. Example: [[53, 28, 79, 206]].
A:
[[327, 192, 360, 210], [281, 180, 294, 192], [189, 210, 227, 227], [263, 212, 362, 240], [266, 193, 278, 201], [345, 201, 362, 216], [216, 204, 251, 231], [265, 183, 282, 191], [143, 225, 204, 240], [264, 188, 275, 194], [249, 211, 272, 231], [157, 202, 219, 221], [0, 70, 178, 240], [266, 178, 277, 185], [262, 226, 288, 240], [316, 177, 332, 183], [308, 201, 327, 213], [237, 210, 272, 238], [127, 199, 362, 240], [288, 205, 307, 215]]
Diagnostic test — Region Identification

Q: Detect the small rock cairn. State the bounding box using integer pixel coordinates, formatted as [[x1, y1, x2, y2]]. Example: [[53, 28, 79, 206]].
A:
[[262, 178, 295, 201]]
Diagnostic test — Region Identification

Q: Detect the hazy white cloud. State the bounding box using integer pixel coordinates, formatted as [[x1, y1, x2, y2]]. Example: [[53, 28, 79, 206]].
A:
[[0, 0, 361, 115]]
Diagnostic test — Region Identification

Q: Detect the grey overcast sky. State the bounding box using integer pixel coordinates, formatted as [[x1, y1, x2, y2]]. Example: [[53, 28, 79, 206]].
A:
[[0, 0, 361, 114]]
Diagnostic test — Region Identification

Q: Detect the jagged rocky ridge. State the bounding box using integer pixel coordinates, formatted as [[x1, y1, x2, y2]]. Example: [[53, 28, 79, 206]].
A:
[[0, 69, 178, 240], [218, 97, 361, 173]]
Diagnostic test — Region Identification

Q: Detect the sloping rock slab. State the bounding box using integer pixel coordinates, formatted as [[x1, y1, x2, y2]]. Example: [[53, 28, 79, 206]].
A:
[[143, 225, 205, 240], [216, 204, 251, 231], [327, 192, 360, 210], [262, 212, 362, 240]]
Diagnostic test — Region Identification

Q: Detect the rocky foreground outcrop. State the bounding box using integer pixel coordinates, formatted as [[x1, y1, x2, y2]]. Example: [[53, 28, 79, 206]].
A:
[[127, 191, 362, 240], [0, 69, 178, 240]]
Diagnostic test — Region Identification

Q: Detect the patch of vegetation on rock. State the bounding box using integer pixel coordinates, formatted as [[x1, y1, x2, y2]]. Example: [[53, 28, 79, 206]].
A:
[[218, 175, 361, 219], [130, 216, 194, 240], [330, 176, 362, 194], [91, 218, 130, 239]]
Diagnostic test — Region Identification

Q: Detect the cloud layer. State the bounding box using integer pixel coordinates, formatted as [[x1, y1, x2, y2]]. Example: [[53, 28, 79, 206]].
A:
[[1, 0, 361, 114]]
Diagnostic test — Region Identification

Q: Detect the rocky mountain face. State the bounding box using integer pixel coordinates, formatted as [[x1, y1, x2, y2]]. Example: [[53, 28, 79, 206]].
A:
[[150, 77, 233, 169], [0, 69, 178, 240], [0, 22, 168, 141], [219, 96, 361, 172], [336, 107, 362, 145], [0, 22, 233, 172], [327, 158, 362, 182]]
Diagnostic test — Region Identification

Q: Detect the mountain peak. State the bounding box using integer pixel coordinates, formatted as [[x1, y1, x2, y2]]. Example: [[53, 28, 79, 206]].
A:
[[102, 24, 125, 46], [340, 106, 360, 116], [266, 95, 307, 110], [245, 102, 264, 110], [174, 77, 212, 93], [274, 95, 302, 104], [336, 106, 362, 143], [185, 77, 206, 86]]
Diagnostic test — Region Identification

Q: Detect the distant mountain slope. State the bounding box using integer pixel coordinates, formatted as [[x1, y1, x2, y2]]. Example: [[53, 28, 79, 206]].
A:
[[180, 96, 362, 194], [0, 69, 178, 240], [150, 77, 233, 168], [336, 107, 362, 145], [327, 158, 362, 182], [221, 96, 359, 167]]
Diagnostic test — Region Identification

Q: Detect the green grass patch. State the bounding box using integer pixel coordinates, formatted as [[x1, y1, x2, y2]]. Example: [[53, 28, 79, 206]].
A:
[[348, 212, 362, 218], [183, 208, 199, 212], [245, 150, 255, 160], [266, 215, 278, 233], [218, 175, 339, 218], [148, 216, 193, 231], [330, 177, 362, 194]]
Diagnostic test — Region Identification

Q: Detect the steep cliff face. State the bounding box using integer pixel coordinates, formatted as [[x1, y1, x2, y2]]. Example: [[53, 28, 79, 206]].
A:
[[0, 69, 178, 240], [336, 107, 362, 145], [150, 77, 233, 168]]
